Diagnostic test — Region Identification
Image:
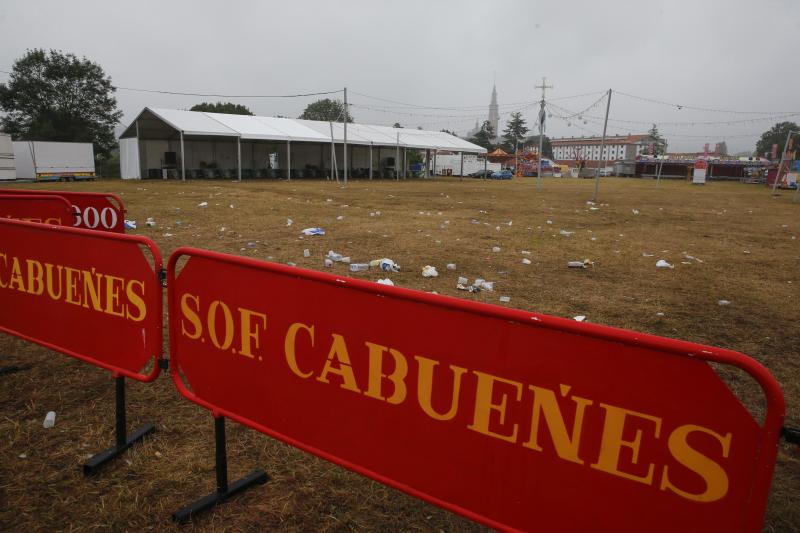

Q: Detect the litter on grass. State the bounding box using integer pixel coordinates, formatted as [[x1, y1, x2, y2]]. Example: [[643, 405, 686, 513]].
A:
[[421, 265, 439, 278], [499, 296, 511, 303], [124, 220, 137, 230], [446, 263, 457, 270], [286, 218, 293, 226], [198, 202, 208, 207], [376, 278, 394, 286], [718, 300, 731, 306], [574, 315, 587, 322], [656, 259, 674, 269], [301, 227, 325, 236], [522, 258, 532, 265]]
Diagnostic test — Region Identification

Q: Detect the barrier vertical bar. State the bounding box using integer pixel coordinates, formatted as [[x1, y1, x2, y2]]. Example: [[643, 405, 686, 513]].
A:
[[172, 416, 268, 523]]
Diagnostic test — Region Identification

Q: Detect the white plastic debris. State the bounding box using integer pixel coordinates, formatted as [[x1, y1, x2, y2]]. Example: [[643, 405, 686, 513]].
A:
[[573, 315, 587, 322], [349, 263, 369, 272], [718, 300, 731, 306], [43, 411, 56, 428], [632, 209, 640, 215], [124, 220, 137, 230], [376, 278, 394, 286], [229, 204, 234, 209], [642, 252, 654, 257], [302, 227, 325, 236], [303, 249, 310, 257], [457, 276, 468, 285], [421, 265, 439, 278], [656, 312, 665, 317], [474, 279, 494, 291], [198, 202, 208, 207], [446, 263, 457, 270], [655, 259, 674, 269], [568, 260, 589, 269], [286, 262, 296, 267], [522, 258, 532, 265], [546, 220, 553, 225], [559, 229, 574, 237], [492, 246, 501, 253], [145, 217, 155, 227], [286, 218, 293, 226], [163, 233, 174, 237], [520, 250, 531, 255], [336, 215, 344, 220], [324, 258, 333, 268], [499, 296, 511, 303]]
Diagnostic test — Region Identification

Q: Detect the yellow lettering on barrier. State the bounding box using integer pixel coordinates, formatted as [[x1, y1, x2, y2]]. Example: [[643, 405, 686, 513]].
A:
[[82, 268, 103, 311], [661, 424, 731, 502], [364, 342, 408, 404], [285, 322, 315, 378], [104, 275, 124, 316], [238, 307, 267, 359], [468, 371, 522, 443], [180, 293, 202, 339], [45, 263, 63, 300], [64, 266, 81, 306], [415, 355, 466, 421], [590, 404, 662, 485], [317, 334, 361, 393], [207, 300, 234, 350], [0, 253, 7, 288], [125, 280, 146, 321], [523, 384, 593, 465], [26, 259, 44, 296]]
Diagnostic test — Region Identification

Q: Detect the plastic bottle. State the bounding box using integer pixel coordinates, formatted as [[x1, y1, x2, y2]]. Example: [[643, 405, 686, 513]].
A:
[[324, 258, 334, 268], [303, 249, 310, 257], [43, 411, 56, 428], [349, 263, 369, 272]]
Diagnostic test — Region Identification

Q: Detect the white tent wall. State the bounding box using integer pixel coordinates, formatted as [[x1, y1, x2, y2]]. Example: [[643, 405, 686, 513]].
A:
[[120, 137, 140, 179], [434, 154, 500, 176], [0, 133, 16, 180], [11, 142, 35, 179]]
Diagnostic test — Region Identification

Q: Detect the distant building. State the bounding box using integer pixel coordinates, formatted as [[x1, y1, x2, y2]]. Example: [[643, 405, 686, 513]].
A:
[[551, 134, 664, 168], [466, 83, 501, 142]]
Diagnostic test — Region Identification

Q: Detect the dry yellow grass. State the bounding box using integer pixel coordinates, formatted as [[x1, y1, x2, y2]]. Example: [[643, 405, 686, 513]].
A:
[[0, 176, 798, 531]]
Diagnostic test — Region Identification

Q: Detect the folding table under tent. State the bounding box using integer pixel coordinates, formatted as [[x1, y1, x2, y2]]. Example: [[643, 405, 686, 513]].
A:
[[118, 107, 486, 181]]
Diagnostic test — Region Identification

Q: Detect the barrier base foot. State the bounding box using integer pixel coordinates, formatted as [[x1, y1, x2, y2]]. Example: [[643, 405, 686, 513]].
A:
[[83, 422, 155, 475], [172, 469, 269, 524]]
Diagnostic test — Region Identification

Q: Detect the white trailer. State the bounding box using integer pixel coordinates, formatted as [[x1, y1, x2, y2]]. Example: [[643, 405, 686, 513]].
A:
[[12, 141, 95, 181], [0, 133, 15, 181], [433, 153, 501, 176]]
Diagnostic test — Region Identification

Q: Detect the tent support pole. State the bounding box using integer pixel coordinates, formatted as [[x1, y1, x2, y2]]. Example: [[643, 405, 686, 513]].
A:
[[180, 131, 185, 182], [369, 143, 373, 180], [237, 137, 242, 182], [287, 141, 291, 181], [484, 154, 487, 179], [343, 87, 348, 185], [460, 152, 464, 180], [396, 133, 400, 181], [433, 150, 437, 178], [403, 147, 407, 179]]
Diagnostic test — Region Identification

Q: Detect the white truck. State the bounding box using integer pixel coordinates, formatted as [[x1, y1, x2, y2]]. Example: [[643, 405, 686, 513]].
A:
[[12, 141, 95, 181], [0, 133, 15, 181]]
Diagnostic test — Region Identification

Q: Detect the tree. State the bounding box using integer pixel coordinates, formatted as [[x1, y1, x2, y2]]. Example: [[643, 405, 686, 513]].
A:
[[393, 122, 403, 128], [502, 112, 529, 152], [647, 124, 666, 156], [299, 98, 352, 122], [756, 121, 799, 159], [190, 101, 253, 115], [470, 120, 495, 150], [525, 134, 553, 159], [0, 49, 121, 157]]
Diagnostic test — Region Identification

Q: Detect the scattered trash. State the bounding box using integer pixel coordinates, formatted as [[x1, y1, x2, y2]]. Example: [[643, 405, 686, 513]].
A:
[[286, 218, 293, 226], [302, 227, 325, 236], [303, 249, 310, 257], [492, 246, 501, 253], [124, 220, 137, 230], [546, 220, 553, 225], [683, 253, 704, 263], [743, 250, 751, 254], [656, 312, 665, 317], [18, 453, 26, 459], [522, 258, 532, 265], [349, 263, 369, 272], [145, 217, 155, 227], [155, 451, 163, 458], [574, 315, 587, 322], [324, 258, 334, 268], [376, 278, 394, 286], [457, 284, 481, 293], [568, 260, 592, 269], [446, 263, 457, 270], [286, 262, 296, 267], [229, 204, 234, 209], [520, 250, 531, 255], [589, 206, 600, 211], [586, 201, 595, 206], [43, 411, 56, 429], [421, 265, 439, 278], [246, 242, 257, 248], [368, 258, 400, 272], [198, 202, 208, 207], [457, 276, 468, 285], [473, 279, 494, 291], [559, 229, 574, 237], [718, 300, 731, 306], [163, 233, 174, 237], [499, 296, 511, 303], [336, 215, 344, 220], [655, 259, 674, 269], [632, 209, 640, 215], [642, 253, 654, 257]]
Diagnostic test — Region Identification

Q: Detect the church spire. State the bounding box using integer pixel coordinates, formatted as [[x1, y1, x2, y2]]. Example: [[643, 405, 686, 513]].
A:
[[488, 81, 500, 142]]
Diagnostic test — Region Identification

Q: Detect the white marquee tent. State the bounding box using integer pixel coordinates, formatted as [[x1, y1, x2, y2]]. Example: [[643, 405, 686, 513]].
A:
[[119, 108, 486, 180]]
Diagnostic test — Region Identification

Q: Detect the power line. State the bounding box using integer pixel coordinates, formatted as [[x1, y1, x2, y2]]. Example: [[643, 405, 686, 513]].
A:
[[113, 85, 343, 98], [614, 90, 800, 115]]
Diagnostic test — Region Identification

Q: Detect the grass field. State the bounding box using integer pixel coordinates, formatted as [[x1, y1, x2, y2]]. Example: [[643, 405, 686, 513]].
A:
[[1, 176, 798, 532]]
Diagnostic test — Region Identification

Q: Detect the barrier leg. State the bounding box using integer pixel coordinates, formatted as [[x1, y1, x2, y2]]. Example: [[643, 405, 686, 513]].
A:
[[83, 376, 155, 475], [172, 416, 268, 524]]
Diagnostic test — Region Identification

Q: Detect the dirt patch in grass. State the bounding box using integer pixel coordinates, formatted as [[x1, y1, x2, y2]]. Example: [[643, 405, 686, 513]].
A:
[[1, 176, 798, 531]]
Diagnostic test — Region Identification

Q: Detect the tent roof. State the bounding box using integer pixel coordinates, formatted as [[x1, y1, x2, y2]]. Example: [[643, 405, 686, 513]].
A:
[[120, 107, 486, 153]]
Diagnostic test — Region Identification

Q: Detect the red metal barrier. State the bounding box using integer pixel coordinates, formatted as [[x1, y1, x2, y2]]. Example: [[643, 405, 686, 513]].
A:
[[0, 189, 126, 233], [0, 194, 75, 226], [167, 247, 784, 532], [0, 218, 162, 381]]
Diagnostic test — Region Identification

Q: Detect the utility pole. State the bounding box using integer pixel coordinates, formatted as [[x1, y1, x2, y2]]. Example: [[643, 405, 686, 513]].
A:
[[343, 87, 348, 185], [592, 89, 612, 203], [535, 77, 552, 191]]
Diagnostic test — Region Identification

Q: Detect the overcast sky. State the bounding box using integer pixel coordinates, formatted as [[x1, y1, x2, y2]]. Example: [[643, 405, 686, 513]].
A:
[[1, 0, 798, 153]]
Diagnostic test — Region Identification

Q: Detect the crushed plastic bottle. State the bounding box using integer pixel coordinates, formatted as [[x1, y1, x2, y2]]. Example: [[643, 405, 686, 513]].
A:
[[303, 249, 310, 257], [522, 258, 532, 265], [43, 411, 56, 429], [349, 263, 369, 272]]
